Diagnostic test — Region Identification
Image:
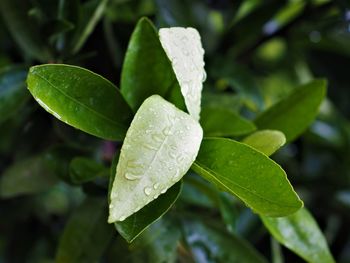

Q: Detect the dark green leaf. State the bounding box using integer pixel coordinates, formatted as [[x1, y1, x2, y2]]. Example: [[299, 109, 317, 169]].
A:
[[192, 138, 303, 217], [183, 218, 268, 263], [242, 130, 286, 156], [27, 64, 133, 141], [255, 79, 327, 142], [261, 208, 335, 263], [0, 66, 30, 124], [109, 145, 183, 243], [56, 197, 113, 263], [0, 156, 58, 198], [200, 106, 256, 137], [69, 157, 106, 184], [120, 17, 178, 111], [0, 0, 52, 61]]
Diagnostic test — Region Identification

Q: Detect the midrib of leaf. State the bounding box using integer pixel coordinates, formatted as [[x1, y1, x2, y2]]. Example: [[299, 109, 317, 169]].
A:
[[32, 72, 127, 129], [192, 161, 299, 209]]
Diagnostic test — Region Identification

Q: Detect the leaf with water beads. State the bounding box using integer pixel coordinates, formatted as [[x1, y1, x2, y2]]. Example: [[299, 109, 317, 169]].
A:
[[108, 95, 203, 223], [159, 27, 206, 121]]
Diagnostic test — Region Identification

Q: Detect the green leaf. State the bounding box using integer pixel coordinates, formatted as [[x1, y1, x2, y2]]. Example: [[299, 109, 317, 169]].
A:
[[183, 218, 268, 263], [27, 64, 133, 141], [159, 27, 206, 120], [120, 17, 179, 111], [255, 79, 327, 142], [0, 66, 30, 124], [0, 0, 52, 61], [69, 157, 106, 184], [56, 197, 113, 263], [70, 0, 108, 54], [192, 138, 303, 217], [0, 156, 58, 198], [109, 95, 202, 222], [200, 106, 256, 137], [109, 152, 182, 243], [261, 208, 335, 263], [242, 130, 286, 156]]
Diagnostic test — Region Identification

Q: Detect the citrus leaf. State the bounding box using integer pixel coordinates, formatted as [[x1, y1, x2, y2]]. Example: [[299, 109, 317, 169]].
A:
[[108, 95, 202, 222], [255, 79, 327, 142], [27, 64, 133, 141], [120, 17, 179, 111], [200, 106, 256, 137], [159, 27, 206, 120], [192, 138, 303, 217], [261, 208, 335, 263], [242, 130, 286, 156], [69, 157, 106, 184]]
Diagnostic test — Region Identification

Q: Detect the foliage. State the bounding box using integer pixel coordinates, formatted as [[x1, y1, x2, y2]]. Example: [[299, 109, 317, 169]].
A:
[[1, 0, 350, 262]]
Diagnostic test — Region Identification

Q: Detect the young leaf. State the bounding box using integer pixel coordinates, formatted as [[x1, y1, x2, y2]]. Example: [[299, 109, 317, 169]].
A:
[[0, 156, 58, 198], [242, 130, 286, 156], [27, 64, 133, 141], [120, 17, 179, 111], [159, 27, 206, 120], [200, 106, 256, 137], [183, 218, 268, 263], [69, 157, 106, 184], [0, 66, 30, 125], [56, 197, 113, 263], [109, 151, 182, 243], [255, 79, 327, 142], [261, 208, 335, 263], [108, 95, 202, 223], [192, 138, 303, 217]]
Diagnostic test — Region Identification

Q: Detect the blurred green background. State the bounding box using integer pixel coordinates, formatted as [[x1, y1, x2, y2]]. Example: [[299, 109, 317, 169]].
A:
[[1, 0, 350, 262]]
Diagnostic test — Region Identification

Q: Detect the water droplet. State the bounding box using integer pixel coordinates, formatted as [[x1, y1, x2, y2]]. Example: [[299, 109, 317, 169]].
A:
[[160, 188, 167, 194], [154, 194, 159, 199], [145, 129, 152, 134], [109, 204, 114, 209], [144, 187, 152, 196], [153, 183, 160, 189], [125, 173, 141, 181], [186, 125, 191, 130], [201, 71, 207, 82], [119, 216, 126, 221]]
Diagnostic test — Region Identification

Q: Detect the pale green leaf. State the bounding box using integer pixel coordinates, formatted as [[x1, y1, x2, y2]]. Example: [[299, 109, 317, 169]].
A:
[[108, 95, 202, 222]]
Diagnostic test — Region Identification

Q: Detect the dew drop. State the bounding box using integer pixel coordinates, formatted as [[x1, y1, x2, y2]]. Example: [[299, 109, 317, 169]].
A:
[[125, 173, 141, 181], [201, 71, 207, 82], [109, 204, 114, 209], [153, 183, 160, 190], [144, 187, 152, 196], [160, 188, 167, 194], [119, 216, 126, 221]]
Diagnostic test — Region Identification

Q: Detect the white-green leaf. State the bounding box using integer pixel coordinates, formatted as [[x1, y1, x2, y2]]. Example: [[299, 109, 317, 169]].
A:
[[242, 130, 286, 156], [262, 208, 335, 263], [108, 95, 203, 223], [159, 27, 206, 121]]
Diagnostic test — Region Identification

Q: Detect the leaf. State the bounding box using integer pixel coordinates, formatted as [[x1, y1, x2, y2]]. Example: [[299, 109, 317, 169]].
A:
[[192, 138, 303, 217], [255, 79, 327, 142], [242, 130, 286, 156], [69, 157, 106, 184], [108, 95, 202, 222], [27, 64, 133, 141], [0, 0, 51, 61], [183, 218, 268, 263], [0, 156, 58, 198], [56, 197, 113, 263], [120, 17, 179, 111], [261, 208, 335, 263], [70, 0, 108, 54], [159, 27, 206, 120], [200, 106, 256, 137], [0, 66, 30, 124]]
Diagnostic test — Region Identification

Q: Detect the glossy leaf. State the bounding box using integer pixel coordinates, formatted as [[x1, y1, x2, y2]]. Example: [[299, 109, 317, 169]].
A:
[[255, 80, 327, 142], [192, 138, 303, 217], [261, 208, 335, 263], [200, 106, 256, 137], [69, 157, 106, 184], [242, 130, 286, 156], [27, 64, 133, 141], [109, 152, 182, 243], [108, 95, 202, 222], [0, 156, 58, 198], [56, 197, 113, 263], [183, 218, 268, 263], [0, 0, 51, 61], [120, 17, 178, 111], [159, 27, 206, 120], [0, 66, 30, 124]]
